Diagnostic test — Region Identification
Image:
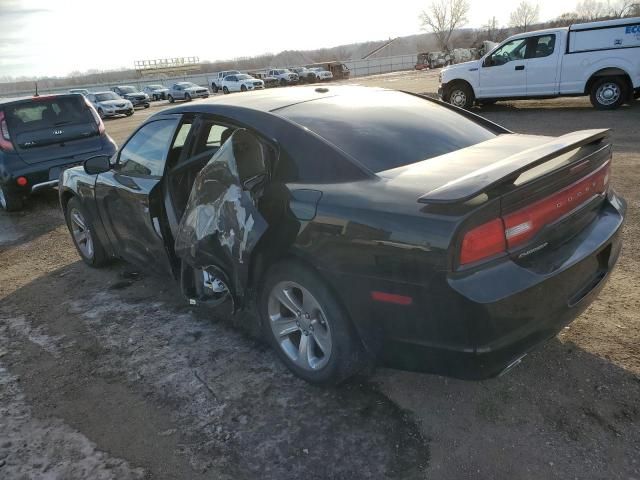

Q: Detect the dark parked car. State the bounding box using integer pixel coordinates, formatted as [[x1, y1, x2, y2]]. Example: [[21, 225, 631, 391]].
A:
[[0, 94, 116, 211], [59, 86, 625, 384], [111, 86, 150, 108]]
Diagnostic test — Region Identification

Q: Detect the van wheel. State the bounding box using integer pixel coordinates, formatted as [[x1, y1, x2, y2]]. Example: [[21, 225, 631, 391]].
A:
[[168, 95, 174, 103], [0, 185, 23, 212], [259, 261, 369, 385], [590, 77, 626, 110], [65, 197, 108, 267], [445, 82, 475, 109]]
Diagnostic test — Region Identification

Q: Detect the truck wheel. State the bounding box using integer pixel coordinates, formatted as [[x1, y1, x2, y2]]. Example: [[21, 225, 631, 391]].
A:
[[590, 77, 626, 110], [168, 95, 174, 103], [259, 261, 369, 385], [0, 185, 24, 212], [212, 84, 219, 93], [446, 82, 475, 109]]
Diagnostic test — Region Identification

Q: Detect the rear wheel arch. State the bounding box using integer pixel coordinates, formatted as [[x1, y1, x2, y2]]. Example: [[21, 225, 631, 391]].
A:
[[585, 68, 633, 98]]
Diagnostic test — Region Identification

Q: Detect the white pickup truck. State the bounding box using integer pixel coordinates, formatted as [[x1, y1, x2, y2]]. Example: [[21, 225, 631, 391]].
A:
[[439, 17, 640, 109]]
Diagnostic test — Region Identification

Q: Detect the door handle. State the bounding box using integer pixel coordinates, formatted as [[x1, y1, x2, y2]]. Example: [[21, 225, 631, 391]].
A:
[[515, 65, 525, 71]]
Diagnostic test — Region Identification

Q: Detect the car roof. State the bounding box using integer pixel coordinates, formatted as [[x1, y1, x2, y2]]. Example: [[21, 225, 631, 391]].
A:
[[0, 93, 77, 105], [156, 86, 383, 114]]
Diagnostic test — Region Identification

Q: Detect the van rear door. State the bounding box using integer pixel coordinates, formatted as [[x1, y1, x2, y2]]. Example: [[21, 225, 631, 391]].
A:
[[4, 95, 103, 165]]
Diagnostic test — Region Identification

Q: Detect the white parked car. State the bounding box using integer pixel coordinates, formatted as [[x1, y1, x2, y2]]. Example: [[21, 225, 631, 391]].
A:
[[308, 68, 333, 81], [167, 82, 210, 103], [212, 70, 241, 93], [439, 16, 640, 109], [143, 84, 170, 101], [87, 91, 134, 118], [268, 69, 299, 86], [220, 74, 265, 94]]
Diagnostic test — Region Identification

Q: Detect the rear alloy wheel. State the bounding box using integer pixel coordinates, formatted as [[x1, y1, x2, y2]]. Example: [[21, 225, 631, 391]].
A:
[[223, 87, 229, 94], [168, 95, 175, 103], [446, 82, 475, 109], [65, 197, 108, 267], [590, 77, 626, 110], [0, 185, 24, 212], [260, 261, 368, 384]]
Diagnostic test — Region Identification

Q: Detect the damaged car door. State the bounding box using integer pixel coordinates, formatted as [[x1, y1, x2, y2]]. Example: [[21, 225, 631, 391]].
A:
[[94, 117, 180, 275], [174, 129, 269, 305]]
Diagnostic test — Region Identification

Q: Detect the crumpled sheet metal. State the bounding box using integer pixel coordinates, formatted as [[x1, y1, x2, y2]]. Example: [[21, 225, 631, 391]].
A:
[[174, 132, 268, 278]]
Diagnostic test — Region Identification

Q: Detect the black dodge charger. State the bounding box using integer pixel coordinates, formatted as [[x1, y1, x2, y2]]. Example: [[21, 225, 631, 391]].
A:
[[59, 86, 626, 384]]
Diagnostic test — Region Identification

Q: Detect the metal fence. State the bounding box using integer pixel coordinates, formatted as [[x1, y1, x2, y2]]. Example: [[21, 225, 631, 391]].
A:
[[1, 52, 420, 98]]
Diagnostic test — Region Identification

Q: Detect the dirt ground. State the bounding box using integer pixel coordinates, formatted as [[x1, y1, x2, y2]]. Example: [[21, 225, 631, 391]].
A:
[[1, 71, 638, 479]]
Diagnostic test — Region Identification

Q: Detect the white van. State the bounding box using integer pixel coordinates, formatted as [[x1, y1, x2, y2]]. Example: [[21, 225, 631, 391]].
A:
[[439, 17, 640, 109]]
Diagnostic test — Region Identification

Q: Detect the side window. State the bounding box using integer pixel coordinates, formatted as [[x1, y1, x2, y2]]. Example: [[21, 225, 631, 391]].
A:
[[118, 119, 178, 176], [191, 121, 235, 156], [486, 38, 528, 66], [527, 34, 556, 59]]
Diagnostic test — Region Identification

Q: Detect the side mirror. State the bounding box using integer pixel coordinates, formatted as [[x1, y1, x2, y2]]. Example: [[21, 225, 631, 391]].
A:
[[483, 57, 492, 67], [84, 155, 111, 175]]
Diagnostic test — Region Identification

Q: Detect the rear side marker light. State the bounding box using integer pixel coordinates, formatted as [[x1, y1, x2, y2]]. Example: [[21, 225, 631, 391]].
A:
[[16, 177, 28, 187], [371, 291, 413, 306], [459, 161, 610, 267]]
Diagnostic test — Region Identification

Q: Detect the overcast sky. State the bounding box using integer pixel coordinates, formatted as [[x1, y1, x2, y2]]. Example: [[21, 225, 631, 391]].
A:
[[1, 0, 580, 78]]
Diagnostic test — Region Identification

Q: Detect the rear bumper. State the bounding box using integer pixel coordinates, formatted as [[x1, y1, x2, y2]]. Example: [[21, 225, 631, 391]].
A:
[[0, 137, 117, 196], [324, 193, 626, 379]]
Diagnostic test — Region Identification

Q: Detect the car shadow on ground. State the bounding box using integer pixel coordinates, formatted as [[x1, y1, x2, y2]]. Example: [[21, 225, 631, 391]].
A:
[[0, 189, 63, 252], [0, 261, 428, 480], [1, 259, 639, 479]]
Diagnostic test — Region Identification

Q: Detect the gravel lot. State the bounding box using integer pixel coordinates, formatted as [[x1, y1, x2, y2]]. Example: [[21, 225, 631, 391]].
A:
[[1, 71, 638, 479]]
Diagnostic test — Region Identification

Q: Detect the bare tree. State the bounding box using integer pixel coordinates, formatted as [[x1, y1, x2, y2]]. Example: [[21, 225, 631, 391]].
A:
[[509, 1, 540, 32], [482, 16, 500, 41], [608, 0, 635, 16], [575, 0, 610, 19], [419, 0, 471, 51]]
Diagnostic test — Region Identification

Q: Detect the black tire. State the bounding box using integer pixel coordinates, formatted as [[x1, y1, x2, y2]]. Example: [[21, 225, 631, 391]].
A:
[[125, 110, 134, 117], [152, 94, 158, 101], [259, 261, 368, 384], [144, 103, 150, 109], [0, 184, 24, 212], [185, 93, 192, 102], [279, 78, 287, 86], [97, 108, 105, 119], [444, 81, 475, 109], [168, 95, 175, 103], [212, 84, 219, 93], [590, 77, 627, 110], [223, 87, 229, 94], [241, 84, 247, 92], [65, 197, 109, 267]]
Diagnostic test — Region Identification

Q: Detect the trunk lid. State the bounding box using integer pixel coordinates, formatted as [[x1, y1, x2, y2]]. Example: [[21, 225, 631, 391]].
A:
[[3, 95, 103, 164]]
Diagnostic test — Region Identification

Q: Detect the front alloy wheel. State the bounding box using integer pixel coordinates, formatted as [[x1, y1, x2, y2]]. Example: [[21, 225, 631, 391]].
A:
[[69, 207, 94, 260], [268, 281, 333, 371]]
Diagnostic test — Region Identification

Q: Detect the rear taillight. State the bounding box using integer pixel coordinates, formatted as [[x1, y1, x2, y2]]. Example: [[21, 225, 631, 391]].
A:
[[459, 161, 611, 267], [84, 97, 105, 135], [0, 111, 14, 151]]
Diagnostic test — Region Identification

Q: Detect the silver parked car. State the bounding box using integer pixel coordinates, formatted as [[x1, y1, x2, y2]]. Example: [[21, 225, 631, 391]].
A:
[[167, 82, 209, 103], [87, 91, 134, 118], [143, 84, 170, 101]]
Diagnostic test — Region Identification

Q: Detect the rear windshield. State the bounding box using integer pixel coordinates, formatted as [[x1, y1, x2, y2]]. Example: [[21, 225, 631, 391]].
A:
[[5, 96, 93, 133], [278, 90, 496, 172]]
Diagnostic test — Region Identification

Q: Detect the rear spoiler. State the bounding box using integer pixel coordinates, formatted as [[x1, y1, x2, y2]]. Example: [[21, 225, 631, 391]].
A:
[[418, 129, 610, 204]]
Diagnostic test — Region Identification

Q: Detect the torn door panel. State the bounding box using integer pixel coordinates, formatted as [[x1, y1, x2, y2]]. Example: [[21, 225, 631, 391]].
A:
[[174, 130, 268, 300]]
